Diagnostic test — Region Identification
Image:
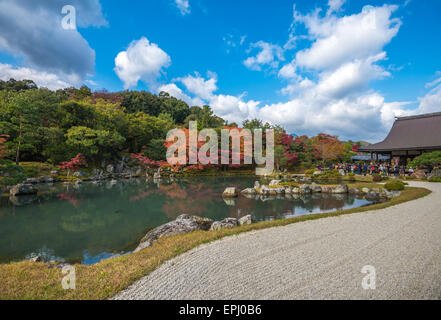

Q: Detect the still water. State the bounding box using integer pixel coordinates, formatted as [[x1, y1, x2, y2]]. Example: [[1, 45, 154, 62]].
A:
[[0, 177, 372, 264]]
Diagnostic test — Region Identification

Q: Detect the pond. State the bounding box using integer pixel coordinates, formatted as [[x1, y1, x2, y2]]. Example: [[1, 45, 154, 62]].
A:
[[0, 177, 374, 265]]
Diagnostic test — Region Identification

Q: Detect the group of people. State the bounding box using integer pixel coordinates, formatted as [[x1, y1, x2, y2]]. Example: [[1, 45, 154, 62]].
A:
[[321, 162, 414, 177]]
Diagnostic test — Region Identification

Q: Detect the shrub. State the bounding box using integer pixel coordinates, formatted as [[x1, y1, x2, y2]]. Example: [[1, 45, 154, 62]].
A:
[[428, 176, 441, 182], [372, 174, 382, 182], [385, 180, 405, 191], [409, 151, 441, 169], [305, 169, 315, 176], [348, 172, 355, 177]]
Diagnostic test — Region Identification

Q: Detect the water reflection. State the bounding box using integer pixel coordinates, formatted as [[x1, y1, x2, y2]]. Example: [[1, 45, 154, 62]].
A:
[[0, 177, 372, 264]]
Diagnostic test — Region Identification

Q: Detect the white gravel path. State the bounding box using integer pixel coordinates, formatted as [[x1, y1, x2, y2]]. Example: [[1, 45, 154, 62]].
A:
[[113, 181, 441, 300]]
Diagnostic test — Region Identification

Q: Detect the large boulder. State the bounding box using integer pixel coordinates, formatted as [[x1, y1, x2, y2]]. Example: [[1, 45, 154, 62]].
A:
[[135, 214, 214, 252], [332, 184, 348, 194], [300, 184, 312, 194], [9, 183, 38, 196], [238, 215, 253, 226], [428, 168, 441, 180], [210, 218, 238, 231], [310, 184, 322, 193], [241, 188, 257, 195], [223, 187, 238, 198], [411, 169, 426, 179], [321, 186, 333, 193]]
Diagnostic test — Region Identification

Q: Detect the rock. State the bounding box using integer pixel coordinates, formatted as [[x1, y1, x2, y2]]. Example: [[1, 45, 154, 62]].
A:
[[292, 187, 300, 194], [310, 184, 322, 193], [428, 168, 441, 180], [10, 183, 38, 196], [313, 171, 322, 175], [238, 215, 253, 226], [50, 170, 59, 176], [223, 187, 238, 198], [361, 187, 371, 194], [25, 178, 39, 184], [210, 218, 238, 231], [135, 214, 214, 252], [321, 186, 332, 193], [29, 256, 42, 263], [175, 214, 213, 231], [223, 198, 237, 206], [135, 168, 143, 176], [365, 191, 381, 201], [411, 169, 426, 179], [269, 180, 281, 186], [241, 188, 257, 195], [300, 184, 312, 194], [73, 171, 82, 177], [332, 184, 348, 194], [254, 181, 260, 190], [348, 188, 360, 195], [284, 187, 292, 194], [74, 179, 82, 185], [106, 164, 114, 173]]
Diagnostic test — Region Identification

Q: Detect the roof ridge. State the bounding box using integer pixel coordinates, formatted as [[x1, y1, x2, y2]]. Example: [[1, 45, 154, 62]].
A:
[[396, 111, 441, 121]]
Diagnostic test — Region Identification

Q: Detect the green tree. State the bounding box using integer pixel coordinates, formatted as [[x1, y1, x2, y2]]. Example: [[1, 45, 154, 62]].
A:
[[65, 126, 125, 163]]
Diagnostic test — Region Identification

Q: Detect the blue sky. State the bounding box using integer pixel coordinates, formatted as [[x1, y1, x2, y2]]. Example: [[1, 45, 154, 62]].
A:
[[0, 0, 440, 141]]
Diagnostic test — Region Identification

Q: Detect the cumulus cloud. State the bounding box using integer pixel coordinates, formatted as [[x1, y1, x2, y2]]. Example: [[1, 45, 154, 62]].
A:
[[0, 0, 107, 84], [177, 72, 218, 100], [417, 83, 441, 114], [175, 0, 190, 15], [0, 63, 77, 90], [251, 4, 410, 141], [159, 73, 260, 124], [327, 0, 346, 15], [114, 37, 171, 89], [158, 83, 204, 106], [243, 41, 284, 71]]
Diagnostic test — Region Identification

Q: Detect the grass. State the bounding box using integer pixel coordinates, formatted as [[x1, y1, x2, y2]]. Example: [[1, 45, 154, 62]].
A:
[[0, 185, 430, 300]]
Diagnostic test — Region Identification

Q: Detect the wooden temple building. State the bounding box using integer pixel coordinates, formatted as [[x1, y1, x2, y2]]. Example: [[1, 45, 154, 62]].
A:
[[358, 112, 441, 165]]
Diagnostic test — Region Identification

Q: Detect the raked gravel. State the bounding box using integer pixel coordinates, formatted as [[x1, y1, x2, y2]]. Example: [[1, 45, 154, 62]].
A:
[[113, 181, 441, 300]]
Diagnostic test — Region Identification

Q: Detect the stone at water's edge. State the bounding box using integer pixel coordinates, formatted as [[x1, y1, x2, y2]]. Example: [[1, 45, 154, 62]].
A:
[[332, 184, 348, 194], [223, 187, 238, 198], [269, 180, 281, 186], [238, 215, 252, 226], [310, 184, 322, 193], [241, 188, 257, 195], [9, 183, 38, 196], [134, 214, 214, 252], [210, 218, 238, 231], [300, 184, 312, 194]]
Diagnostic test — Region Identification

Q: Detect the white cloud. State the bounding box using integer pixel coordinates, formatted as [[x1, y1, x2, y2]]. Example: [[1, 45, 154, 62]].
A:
[[425, 72, 441, 88], [243, 41, 284, 71], [175, 0, 190, 15], [158, 83, 204, 106], [295, 4, 401, 71], [177, 72, 218, 100], [417, 83, 441, 114], [114, 37, 171, 89], [0, 63, 78, 90], [249, 4, 409, 141], [327, 0, 346, 15], [0, 0, 106, 82]]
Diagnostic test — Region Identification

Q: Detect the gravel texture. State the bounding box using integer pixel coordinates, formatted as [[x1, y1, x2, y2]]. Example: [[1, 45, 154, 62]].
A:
[[113, 181, 441, 300]]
